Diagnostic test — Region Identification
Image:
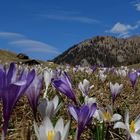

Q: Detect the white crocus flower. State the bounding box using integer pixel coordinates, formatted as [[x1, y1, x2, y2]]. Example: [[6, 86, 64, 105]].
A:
[[79, 67, 85, 72], [34, 117, 70, 140], [38, 95, 61, 119], [99, 69, 105, 75], [114, 110, 140, 140], [43, 68, 53, 98], [99, 73, 107, 82], [116, 69, 128, 77], [78, 79, 94, 96], [94, 105, 122, 123], [110, 82, 123, 103], [110, 82, 123, 94], [85, 68, 93, 74]]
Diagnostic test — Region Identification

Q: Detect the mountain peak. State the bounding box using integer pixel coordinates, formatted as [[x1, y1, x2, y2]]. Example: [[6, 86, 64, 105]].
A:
[[53, 35, 140, 67]]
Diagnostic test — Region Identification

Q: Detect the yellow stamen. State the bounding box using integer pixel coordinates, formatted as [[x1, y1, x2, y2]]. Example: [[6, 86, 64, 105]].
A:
[[103, 112, 112, 121], [130, 120, 135, 133], [47, 130, 55, 140]]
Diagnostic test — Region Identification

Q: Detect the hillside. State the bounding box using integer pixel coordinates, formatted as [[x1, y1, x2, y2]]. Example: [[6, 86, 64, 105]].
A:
[[0, 49, 45, 65], [53, 36, 140, 67], [0, 49, 20, 63]]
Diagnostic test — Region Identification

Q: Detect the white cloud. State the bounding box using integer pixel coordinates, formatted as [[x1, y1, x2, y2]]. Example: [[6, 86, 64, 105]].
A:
[[0, 32, 60, 59], [137, 20, 140, 24], [106, 22, 138, 37], [45, 14, 99, 24], [39, 9, 99, 24], [134, 3, 140, 11], [10, 39, 60, 55], [110, 22, 137, 34], [0, 32, 25, 39]]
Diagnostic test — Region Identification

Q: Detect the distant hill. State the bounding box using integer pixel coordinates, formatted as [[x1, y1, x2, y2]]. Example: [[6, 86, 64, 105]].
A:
[[0, 49, 44, 65], [53, 36, 140, 67], [0, 49, 19, 63]]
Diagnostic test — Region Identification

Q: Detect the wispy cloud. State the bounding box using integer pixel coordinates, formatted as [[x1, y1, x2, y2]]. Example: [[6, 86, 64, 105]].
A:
[[106, 22, 139, 37], [44, 14, 99, 24], [0, 32, 25, 39], [137, 20, 140, 24], [0, 31, 60, 59], [38, 9, 99, 24], [10, 39, 60, 55], [134, 2, 140, 11]]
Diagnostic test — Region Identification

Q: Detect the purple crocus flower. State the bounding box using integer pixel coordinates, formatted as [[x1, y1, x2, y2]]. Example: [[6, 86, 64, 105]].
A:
[[0, 63, 35, 139], [52, 71, 77, 104], [109, 66, 115, 74], [90, 65, 96, 72], [25, 73, 43, 119], [73, 66, 79, 73], [128, 72, 138, 89], [68, 103, 96, 140], [136, 69, 140, 75]]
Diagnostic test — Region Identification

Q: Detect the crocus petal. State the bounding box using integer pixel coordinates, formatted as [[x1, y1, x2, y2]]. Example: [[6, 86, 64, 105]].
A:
[[78, 82, 84, 95], [129, 72, 137, 88], [83, 79, 90, 93], [53, 102, 62, 116], [131, 133, 140, 140], [12, 80, 26, 86], [89, 103, 97, 118], [46, 102, 54, 118], [78, 105, 90, 127], [53, 131, 61, 140], [41, 117, 54, 136], [34, 121, 41, 140], [18, 69, 35, 95], [6, 63, 17, 85], [111, 114, 122, 122], [0, 68, 4, 90], [84, 96, 96, 106], [125, 109, 129, 129], [110, 82, 114, 94], [55, 118, 64, 135], [113, 122, 127, 130], [78, 79, 90, 96], [37, 98, 48, 119], [68, 104, 78, 121], [25, 73, 43, 119], [52, 95, 59, 109], [43, 68, 53, 98], [135, 114, 140, 133], [93, 110, 103, 123], [62, 120, 70, 140], [106, 105, 113, 116], [63, 71, 72, 88]]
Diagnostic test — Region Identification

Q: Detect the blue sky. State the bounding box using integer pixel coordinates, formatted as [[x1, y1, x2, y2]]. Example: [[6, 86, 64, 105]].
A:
[[0, 0, 140, 60]]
